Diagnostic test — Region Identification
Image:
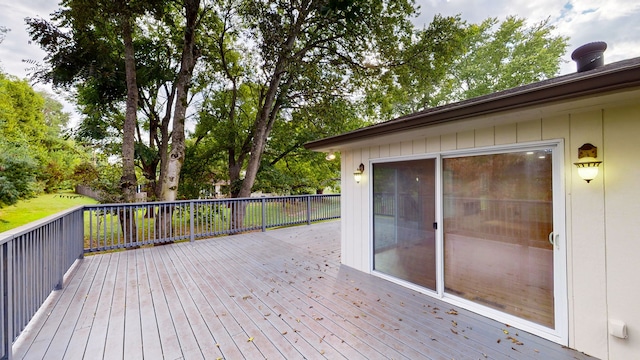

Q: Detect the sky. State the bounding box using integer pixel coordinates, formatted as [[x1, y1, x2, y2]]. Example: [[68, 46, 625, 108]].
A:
[[1, 0, 640, 118]]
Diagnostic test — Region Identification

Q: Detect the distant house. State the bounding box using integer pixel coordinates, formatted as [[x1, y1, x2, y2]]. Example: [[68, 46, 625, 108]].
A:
[[305, 44, 640, 360]]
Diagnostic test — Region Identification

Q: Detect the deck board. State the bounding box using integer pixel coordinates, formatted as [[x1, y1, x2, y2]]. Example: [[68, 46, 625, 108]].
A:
[[142, 247, 183, 359], [211, 233, 413, 360], [135, 249, 164, 360], [13, 221, 594, 360], [82, 250, 121, 359], [63, 252, 109, 360]]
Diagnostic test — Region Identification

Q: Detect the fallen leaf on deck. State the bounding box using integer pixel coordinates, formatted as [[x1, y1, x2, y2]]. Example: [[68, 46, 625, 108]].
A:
[[282, 331, 288, 335], [247, 337, 254, 342], [450, 329, 458, 335], [502, 329, 509, 334], [446, 309, 458, 315]]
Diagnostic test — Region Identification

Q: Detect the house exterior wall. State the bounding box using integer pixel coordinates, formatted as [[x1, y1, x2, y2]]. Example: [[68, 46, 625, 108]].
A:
[[339, 101, 640, 360]]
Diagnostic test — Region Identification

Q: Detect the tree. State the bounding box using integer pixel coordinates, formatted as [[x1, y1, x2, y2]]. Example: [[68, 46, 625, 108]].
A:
[[0, 74, 79, 206], [26, 0, 206, 204], [235, 0, 416, 198], [254, 96, 363, 194], [158, 0, 202, 202], [26, 0, 167, 202], [362, 15, 568, 120], [190, 0, 416, 226], [0, 139, 39, 208]]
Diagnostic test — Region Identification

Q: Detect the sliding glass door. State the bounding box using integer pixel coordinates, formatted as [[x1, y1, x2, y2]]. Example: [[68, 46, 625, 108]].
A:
[[442, 150, 555, 328], [372, 159, 437, 290], [370, 145, 566, 339]]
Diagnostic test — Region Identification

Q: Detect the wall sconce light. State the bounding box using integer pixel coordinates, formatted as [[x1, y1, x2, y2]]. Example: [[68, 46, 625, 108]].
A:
[[325, 152, 336, 161], [353, 163, 365, 183], [574, 143, 602, 183]]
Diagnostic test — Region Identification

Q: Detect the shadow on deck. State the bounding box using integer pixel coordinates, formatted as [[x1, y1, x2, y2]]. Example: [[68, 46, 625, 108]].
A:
[[13, 221, 593, 359]]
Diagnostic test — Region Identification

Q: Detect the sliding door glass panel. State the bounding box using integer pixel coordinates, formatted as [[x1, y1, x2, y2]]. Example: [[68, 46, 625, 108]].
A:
[[373, 159, 436, 290], [443, 150, 554, 328]]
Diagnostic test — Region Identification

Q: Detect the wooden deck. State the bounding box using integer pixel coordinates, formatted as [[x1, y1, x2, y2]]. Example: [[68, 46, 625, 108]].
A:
[[13, 221, 593, 359]]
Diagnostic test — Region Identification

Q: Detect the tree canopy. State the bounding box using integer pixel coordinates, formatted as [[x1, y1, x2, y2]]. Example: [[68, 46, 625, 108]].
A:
[[25, 0, 568, 202], [0, 73, 80, 207], [361, 15, 568, 120]]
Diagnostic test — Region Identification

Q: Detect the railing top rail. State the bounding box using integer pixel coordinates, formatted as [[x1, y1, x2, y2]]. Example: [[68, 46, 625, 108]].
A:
[[83, 193, 340, 210], [0, 205, 85, 246]]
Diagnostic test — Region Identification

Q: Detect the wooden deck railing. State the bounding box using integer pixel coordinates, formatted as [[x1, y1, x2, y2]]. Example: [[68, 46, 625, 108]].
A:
[[0, 194, 340, 360]]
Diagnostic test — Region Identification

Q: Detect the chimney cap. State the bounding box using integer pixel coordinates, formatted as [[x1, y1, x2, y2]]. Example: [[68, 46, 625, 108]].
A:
[[571, 41, 607, 72]]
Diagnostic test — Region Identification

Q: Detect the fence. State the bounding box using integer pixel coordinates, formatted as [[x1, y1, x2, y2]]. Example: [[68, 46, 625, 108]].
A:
[[1, 207, 84, 360], [1, 194, 340, 359], [83, 194, 340, 253]]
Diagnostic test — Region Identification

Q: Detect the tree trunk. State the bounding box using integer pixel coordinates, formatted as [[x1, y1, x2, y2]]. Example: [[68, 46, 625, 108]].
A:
[[120, 11, 139, 244], [156, 0, 201, 238]]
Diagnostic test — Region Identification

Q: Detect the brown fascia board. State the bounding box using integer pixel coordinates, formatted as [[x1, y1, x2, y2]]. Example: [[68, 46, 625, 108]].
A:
[[305, 57, 640, 151]]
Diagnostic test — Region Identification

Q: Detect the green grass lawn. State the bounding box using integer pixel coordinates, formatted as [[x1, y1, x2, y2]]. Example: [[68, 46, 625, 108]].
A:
[[0, 191, 98, 233]]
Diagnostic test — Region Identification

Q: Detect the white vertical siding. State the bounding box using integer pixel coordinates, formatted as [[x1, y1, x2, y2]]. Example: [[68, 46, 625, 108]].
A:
[[441, 133, 456, 150], [426, 136, 441, 153], [412, 138, 426, 154], [400, 141, 413, 155], [517, 119, 543, 142], [475, 127, 495, 147], [569, 110, 608, 360], [495, 123, 517, 144], [456, 130, 475, 148], [603, 104, 640, 359]]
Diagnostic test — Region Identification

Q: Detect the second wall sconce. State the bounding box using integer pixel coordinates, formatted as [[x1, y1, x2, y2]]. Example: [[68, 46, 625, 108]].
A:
[[353, 163, 365, 183], [574, 143, 602, 183]]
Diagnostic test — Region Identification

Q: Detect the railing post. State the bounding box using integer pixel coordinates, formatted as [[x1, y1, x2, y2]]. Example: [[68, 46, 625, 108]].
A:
[[55, 224, 63, 291], [78, 210, 85, 259], [306, 195, 311, 225], [190, 201, 195, 243], [261, 198, 267, 232], [3, 241, 14, 360]]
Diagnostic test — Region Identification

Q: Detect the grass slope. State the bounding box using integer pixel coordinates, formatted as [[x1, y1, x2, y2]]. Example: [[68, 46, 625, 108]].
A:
[[0, 192, 98, 233]]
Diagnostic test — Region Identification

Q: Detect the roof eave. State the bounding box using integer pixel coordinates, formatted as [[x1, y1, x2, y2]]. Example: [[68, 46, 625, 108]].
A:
[[305, 59, 640, 151]]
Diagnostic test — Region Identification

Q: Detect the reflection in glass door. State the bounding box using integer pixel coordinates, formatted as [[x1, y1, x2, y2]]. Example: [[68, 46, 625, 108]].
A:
[[373, 159, 436, 290], [443, 150, 555, 328]]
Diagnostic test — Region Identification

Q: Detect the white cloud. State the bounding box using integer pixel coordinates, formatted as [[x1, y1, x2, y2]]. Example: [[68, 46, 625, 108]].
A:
[[0, 2, 77, 122], [0, 2, 57, 79], [414, 0, 640, 74]]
